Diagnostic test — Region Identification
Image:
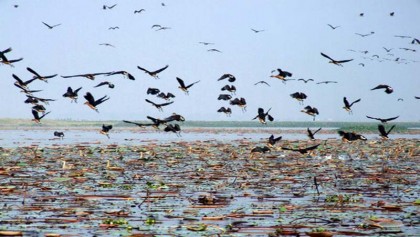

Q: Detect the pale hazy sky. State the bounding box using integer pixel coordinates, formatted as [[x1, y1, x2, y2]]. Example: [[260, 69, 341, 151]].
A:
[[1, 0, 419, 122]]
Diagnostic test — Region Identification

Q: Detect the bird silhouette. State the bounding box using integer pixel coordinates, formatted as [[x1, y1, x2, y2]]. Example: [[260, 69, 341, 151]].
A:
[[338, 131, 367, 142], [108, 26, 119, 30], [63, 86, 82, 103], [321, 52, 353, 66], [134, 9, 145, 14], [221, 85, 236, 94], [123, 120, 159, 128], [103, 4, 117, 10], [366, 115, 399, 123], [316, 81, 337, 84], [61, 73, 109, 80], [94, 81, 115, 89], [290, 92, 307, 105], [27, 67, 57, 83], [301, 106, 319, 121], [42, 21, 61, 29], [100, 124, 113, 138], [378, 124, 395, 139], [298, 78, 314, 83], [137, 65, 168, 79], [268, 135, 282, 147], [343, 97, 361, 114], [218, 94, 232, 101], [32, 104, 46, 114], [254, 81, 270, 86], [371, 84, 393, 94], [218, 74, 236, 82], [176, 77, 200, 94], [208, 49, 222, 53], [83, 92, 110, 112], [217, 107, 232, 116], [230, 98, 247, 111], [163, 113, 185, 123], [307, 128, 322, 140], [327, 24, 340, 30], [25, 95, 55, 105], [13, 74, 37, 90], [253, 108, 274, 124], [0, 47, 23, 67], [251, 28, 265, 33], [157, 92, 176, 101], [164, 124, 181, 136], [32, 110, 50, 123], [355, 32, 374, 37], [106, 71, 135, 80], [145, 99, 173, 111], [147, 88, 160, 95]]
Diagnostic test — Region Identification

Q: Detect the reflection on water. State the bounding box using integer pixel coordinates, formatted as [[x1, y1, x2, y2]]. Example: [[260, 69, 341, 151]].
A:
[[0, 129, 419, 148]]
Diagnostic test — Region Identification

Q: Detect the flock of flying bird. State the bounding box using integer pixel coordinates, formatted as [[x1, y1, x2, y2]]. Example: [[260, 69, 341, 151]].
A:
[[1, 3, 419, 156]]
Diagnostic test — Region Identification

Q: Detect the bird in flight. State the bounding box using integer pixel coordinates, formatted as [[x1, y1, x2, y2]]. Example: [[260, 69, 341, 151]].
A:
[[176, 77, 200, 94], [137, 65, 168, 79], [230, 97, 247, 111], [42, 21, 61, 29], [157, 92, 175, 101], [253, 108, 274, 124], [63, 86, 82, 103], [389, 12, 395, 16], [83, 92, 110, 112], [399, 47, 416, 52], [218, 74, 236, 82], [366, 115, 399, 123], [13, 74, 37, 90], [198, 42, 214, 45], [99, 43, 115, 48], [290, 92, 307, 105], [394, 35, 411, 39], [267, 135, 282, 147], [359, 13, 364, 17], [163, 113, 185, 123], [254, 81, 270, 87], [321, 52, 353, 66], [108, 26, 120, 30], [100, 124, 113, 139], [301, 106, 319, 121], [16, 86, 42, 96], [378, 124, 395, 140], [164, 124, 182, 137], [251, 28, 264, 33], [221, 85, 236, 94], [355, 32, 374, 37], [250, 146, 271, 156], [270, 68, 293, 82], [0, 47, 23, 67], [383, 47, 393, 52], [338, 131, 367, 142], [316, 80, 337, 84], [411, 38, 420, 44], [94, 81, 115, 89], [298, 78, 314, 83], [343, 97, 361, 114], [25, 95, 55, 105], [147, 88, 160, 95], [61, 73, 109, 80], [145, 99, 173, 112], [27, 67, 57, 83], [327, 24, 340, 30], [134, 9, 145, 14], [106, 71, 135, 80], [123, 120, 159, 129], [217, 107, 232, 116], [371, 84, 393, 94], [32, 104, 46, 114], [282, 144, 320, 155], [103, 4, 117, 10], [208, 49, 222, 53], [32, 110, 51, 123], [307, 128, 322, 140], [218, 94, 232, 101], [415, 96, 420, 99]]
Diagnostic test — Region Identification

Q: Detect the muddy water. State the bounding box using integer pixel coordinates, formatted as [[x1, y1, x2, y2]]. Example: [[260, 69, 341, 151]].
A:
[[0, 130, 419, 236]]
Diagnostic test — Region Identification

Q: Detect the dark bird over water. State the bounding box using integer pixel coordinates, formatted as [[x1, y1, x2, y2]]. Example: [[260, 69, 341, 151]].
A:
[[145, 99, 173, 112], [94, 81, 115, 89], [217, 107, 232, 116], [42, 21, 61, 29], [137, 65, 169, 79], [307, 128, 322, 140], [100, 124, 113, 138], [27, 67, 57, 83], [254, 81, 270, 86], [366, 115, 399, 123], [282, 144, 320, 155], [301, 106, 319, 121], [268, 134, 282, 147], [270, 68, 293, 82], [63, 86, 82, 103], [32, 110, 50, 123], [176, 77, 200, 94], [253, 108, 274, 124], [218, 74, 236, 82], [338, 131, 367, 142], [164, 113, 185, 123], [123, 120, 158, 128], [54, 131, 64, 139], [321, 52, 353, 66], [32, 104, 46, 114], [343, 97, 361, 114], [371, 84, 393, 94], [164, 124, 181, 136], [83, 92, 110, 112], [378, 124, 395, 139]]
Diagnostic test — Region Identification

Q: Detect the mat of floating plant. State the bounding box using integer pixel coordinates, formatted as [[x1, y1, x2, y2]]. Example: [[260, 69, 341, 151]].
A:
[[0, 138, 418, 236]]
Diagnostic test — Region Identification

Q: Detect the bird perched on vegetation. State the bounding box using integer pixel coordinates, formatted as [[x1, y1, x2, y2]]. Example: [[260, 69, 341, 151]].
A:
[[157, 92, 176, 101], [366, 115, 399, 123], [343, 97, 361, 114], [268, 134, 282, 147], [83, 92, 110, 112], [253, 108, 274, 124], [100, 124, 113, 138], [290, 92, 307, 104], [137, 65, 168, 79], [321, 52, 353, 66], [145, 99, 173, 111], [218, 94, 232, 101], [176, 77, 200, 94], [301, 106, 319, 121], [307, 128, 322, 140], [27, 67, 57, 83], [230, 98, 247, 111], [221, 85, 236, 94], [270, 68, 293, 83], [54, 131, 65, 139], [371, 84, 393, 94], [32, 110, 50, 123], [164, 124, 181, 136], [338, 131, 367, 142], [218, 74, 236, 82], [94, 81, 115, 89], [378, 124, 395, 140], [217, 107, 232, 116], [63, 87, 82, 103]]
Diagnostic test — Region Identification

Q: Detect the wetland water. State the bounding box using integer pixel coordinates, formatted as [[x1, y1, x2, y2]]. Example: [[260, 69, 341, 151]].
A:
[[0, 127, 418, 236]]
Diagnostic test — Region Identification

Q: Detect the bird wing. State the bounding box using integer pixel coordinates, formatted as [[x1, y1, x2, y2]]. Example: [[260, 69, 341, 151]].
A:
[[221, 85, 229, 91], [159, 101, 174, 107], [281, 147, 298, 152], [74, 87, 82, 93], [218, 74, 230, 81], [84, 92, 95, 104], [66, 87, 73, 93], [42, 22, 52, 28], [307, 128, 313, 137], [32, 110, 40, 120], [267, 114, 274, 122], [27, 67, 42, 78], [313, 128, 322, 135], [343, 97, 350, 107], [366, 115, 380, 121], [95, 81, 109, 88], [167, 93, 175, 98], [336, 59, 353, 63], [304, 144, 320, 151], [384, 116, 399, 122], [387, 125, 396, 135], [350, 98, 361, 107], [137, 66, 151, 74], [12, 74, 24, 84], [152, 65, 169, 74], [378, 125, 387, 137], [186, 80, 200, 89], [176, 77, 186, 88], [145, 99, 157, 106], [371, 84, 388, 90], [320, 52, 334, 61], [95, 95, 109, 105]]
